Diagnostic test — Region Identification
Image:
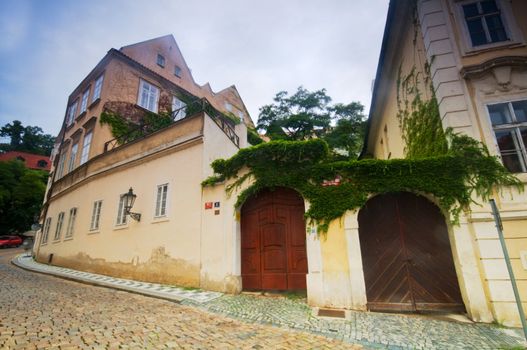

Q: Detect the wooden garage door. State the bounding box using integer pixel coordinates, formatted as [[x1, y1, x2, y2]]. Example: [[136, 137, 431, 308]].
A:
[[241, 187, 307, 291], [358, 192, 465, 313]]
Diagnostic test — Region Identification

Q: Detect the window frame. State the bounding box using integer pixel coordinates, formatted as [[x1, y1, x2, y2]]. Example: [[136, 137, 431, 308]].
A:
[[92, 75, 104, 102], [174, 65, 182, 77], [486, 99, 527, 173], [171, 96, 187, 121], [42, 217, 52, 244], [137, 79, 160, 113], [157, 54, 166, 68], [116, 195, 128, 226], [57, 151, 67, 178], [68, 143, 79, 173], [90, 200, 103, 231], [66, 100, 78, 126], [80, 130, 93, 165], [65, 207, 77, 239], [54, 212, 65, 241], [154, 183, 169, 218], [454, 0, 524, 55], [80, 88, 90, 114]]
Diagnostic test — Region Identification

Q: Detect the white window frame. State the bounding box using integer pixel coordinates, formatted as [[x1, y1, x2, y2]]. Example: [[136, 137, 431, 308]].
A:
[[154, 183, 169, 218], [80, 88, 90, 114], [54, 212, 65, 241], [92, 75, 104, 102], [137, 79, 159, 113], [65, 207, 77, 239], [80, 131, 92, 165], [42, 217, 52, 244], [66, 101, 78, 126], [68, 143, 78, 172], [171, 96, 187, 121], [454, 0, 525, 55], [90, 200, 103, 231], [487, 99, 527, 173], [116, 195, 128, 226], [57, 151, 67, 178]]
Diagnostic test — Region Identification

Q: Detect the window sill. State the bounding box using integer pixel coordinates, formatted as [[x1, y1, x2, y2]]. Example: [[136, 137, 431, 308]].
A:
[[52, 239, 61, 244], [65, 123, 75, 131], [134, 103, 158, 114], [462, 41, 525, 57], [152, 217, 169, 224], [88, 230, 100, 234], [63, 237, 74, 241], [76, 111, 87, 121], [88, 98, 101, 109], [113, 224, 129, 231], [40, 242, 48, 246]]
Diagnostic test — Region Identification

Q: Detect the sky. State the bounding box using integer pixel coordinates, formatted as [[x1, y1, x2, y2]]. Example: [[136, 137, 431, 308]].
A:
[[0, 0, 389, 137]]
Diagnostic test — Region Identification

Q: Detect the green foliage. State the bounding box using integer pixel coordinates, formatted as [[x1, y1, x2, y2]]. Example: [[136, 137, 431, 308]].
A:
[[0, 160, 47, 234], [247, 128, 264, 145], [99, 110, 172, 144], [203, 139, 522, 232], [0, 120, 55, 156], [257, 87, 366, 158], [396, 64, 448, 159]]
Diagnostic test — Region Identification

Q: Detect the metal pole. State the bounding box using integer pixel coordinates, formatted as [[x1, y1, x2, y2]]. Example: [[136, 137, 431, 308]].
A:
[[489, 199, 527, 339]]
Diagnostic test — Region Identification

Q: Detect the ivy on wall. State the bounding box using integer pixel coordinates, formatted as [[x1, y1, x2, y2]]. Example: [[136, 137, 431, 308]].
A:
[[203, 139, 522, 232]]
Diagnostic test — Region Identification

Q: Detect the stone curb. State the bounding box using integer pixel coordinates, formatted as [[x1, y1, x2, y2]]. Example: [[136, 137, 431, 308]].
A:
[[11, 254, 222, 304]]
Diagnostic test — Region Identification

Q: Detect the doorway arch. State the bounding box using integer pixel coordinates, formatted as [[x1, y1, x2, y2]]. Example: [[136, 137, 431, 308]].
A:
[[358, 192, 465, 313], [241, 187, 308, 291]]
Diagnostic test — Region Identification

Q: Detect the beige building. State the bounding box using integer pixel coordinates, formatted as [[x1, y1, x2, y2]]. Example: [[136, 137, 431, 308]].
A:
[[360, 0, 527, 326], [36, 35, 254, 290]]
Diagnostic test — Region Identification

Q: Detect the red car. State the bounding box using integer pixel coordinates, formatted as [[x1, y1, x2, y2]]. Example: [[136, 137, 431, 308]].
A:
[[0, 235, 23, 248]]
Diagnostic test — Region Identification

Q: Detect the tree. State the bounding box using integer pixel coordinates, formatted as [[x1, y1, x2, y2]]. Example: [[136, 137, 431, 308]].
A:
[[257, 87, 332, 141], [0, 120, 55, 155], [0, 160, 47, 234], [257, 87, 367, 158]]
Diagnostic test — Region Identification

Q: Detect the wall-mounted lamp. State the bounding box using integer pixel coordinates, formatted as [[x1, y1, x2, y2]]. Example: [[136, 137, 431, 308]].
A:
[[122, 187, 141, 222]]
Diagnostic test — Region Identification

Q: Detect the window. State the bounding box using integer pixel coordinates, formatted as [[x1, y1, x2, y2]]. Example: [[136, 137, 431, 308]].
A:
[[138, 80, 159, 112], [37, 160, 48, 168], [66, 101, 78, 126], [174, 66, 182, 77], [171, 96, 187, 121], [157, 54, 165, 68], [68, 143, 78, 172], [54, 212, 65, 241], [80, 131, 92, 165], [92, 75, 104, 102], [488, 100, 527, 173], [42, 217, 51, 244], [116, 195, 128, 226], [80, 88, 90, 114], [90, 200, 103, 231], [57, 151, 67, 178], [65, 207, 77, 238], [462, 0, 508, 46], [225, 102, 233, 112], [155, 184, 168, 218]]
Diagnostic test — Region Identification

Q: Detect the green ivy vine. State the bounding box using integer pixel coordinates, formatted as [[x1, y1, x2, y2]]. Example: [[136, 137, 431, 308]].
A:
[[203, 138, 522, 232]]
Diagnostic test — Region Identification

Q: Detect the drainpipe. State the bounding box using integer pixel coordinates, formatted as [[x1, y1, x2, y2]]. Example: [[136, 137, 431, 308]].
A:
[[489, 199, 527, 340]]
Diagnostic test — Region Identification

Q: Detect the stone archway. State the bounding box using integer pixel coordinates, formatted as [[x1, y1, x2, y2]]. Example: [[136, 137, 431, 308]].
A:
[[358, 192, 465, 313], [240, 187, 307, 291]]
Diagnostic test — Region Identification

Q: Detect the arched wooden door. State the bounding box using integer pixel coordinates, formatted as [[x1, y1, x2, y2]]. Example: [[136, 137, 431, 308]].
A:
[[358, 192, 465, 313], [241, 187, 307, 291]]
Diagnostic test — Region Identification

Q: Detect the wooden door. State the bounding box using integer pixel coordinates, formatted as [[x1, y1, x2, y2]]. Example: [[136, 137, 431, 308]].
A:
[[241, 187, 307, 291], [358, 192, 465, 313]]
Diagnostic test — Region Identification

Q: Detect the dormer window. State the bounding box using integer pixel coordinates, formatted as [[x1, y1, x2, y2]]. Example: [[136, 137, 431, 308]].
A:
[[37, 160, 48, 168], [157, 54, 165, 68], [174, 66, 182, 78]]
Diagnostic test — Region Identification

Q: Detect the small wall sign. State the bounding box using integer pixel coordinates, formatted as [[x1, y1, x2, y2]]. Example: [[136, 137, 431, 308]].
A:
[[214, 202, 220, 208], [214, 210, 220, 215], [205, 202, 213, 209]]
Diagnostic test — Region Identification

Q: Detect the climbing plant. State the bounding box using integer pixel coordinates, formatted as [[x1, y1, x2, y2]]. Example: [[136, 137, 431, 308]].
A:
[[203, 139, 522, 232]]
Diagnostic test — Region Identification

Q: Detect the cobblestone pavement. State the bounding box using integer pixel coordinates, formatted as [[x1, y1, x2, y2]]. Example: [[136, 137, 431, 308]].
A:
[[4, 250, 527, 349], [1, 249, 363, 350]]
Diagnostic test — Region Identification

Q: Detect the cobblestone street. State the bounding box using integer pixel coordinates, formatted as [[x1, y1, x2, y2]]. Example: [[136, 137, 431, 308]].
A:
[[0, 249, 362, 350]]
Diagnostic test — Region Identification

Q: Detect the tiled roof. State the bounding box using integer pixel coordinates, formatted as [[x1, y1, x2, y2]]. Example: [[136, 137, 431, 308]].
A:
[[0, 151, 51, 171]]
